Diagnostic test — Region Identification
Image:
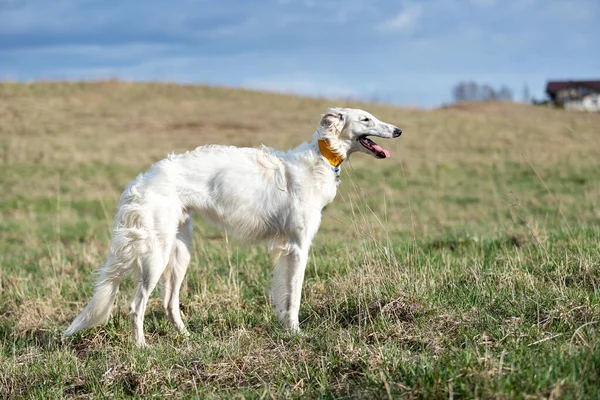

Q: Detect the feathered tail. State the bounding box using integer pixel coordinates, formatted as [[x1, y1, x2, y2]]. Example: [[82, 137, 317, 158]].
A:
[[64, 174, 150, 336], [63, 258, 123, 336]]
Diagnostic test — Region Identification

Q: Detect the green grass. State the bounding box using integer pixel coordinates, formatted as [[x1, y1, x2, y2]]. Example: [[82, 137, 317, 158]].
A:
[[1, 81, 599, 398]]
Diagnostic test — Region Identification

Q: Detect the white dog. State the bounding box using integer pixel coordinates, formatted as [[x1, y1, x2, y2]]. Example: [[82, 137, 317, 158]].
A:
[[64, 107, 402, 346]]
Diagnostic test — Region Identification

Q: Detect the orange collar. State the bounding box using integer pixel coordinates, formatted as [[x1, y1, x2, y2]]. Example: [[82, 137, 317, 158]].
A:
[[318, 139, 344, 167]]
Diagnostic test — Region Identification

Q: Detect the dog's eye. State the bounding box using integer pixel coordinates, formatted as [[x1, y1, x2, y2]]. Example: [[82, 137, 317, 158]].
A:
[[360, 117, 370, 122]]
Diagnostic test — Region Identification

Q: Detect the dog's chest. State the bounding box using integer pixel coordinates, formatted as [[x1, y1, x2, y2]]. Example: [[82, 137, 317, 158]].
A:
[[315, 176, 338, 208], [323, 186, 337, 207], [294, 172, 337, 210]]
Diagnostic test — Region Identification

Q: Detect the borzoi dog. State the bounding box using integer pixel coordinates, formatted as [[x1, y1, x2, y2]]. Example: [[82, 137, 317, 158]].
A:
[[65, 107, 402, 347]]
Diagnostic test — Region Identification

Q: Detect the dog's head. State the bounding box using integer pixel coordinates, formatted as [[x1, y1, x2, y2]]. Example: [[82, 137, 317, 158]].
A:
[[316, 107, 402, 163]]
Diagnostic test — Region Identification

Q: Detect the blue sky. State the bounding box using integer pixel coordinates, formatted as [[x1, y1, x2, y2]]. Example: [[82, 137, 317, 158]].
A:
[[1, 0, 598, 107]]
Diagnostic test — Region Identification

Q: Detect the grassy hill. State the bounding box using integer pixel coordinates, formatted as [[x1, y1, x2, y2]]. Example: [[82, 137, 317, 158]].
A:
[[1, 81, 599, 398]]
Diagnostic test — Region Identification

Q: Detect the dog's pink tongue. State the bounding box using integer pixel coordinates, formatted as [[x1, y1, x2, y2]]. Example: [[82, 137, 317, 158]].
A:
[[373, 143, 390, 158]]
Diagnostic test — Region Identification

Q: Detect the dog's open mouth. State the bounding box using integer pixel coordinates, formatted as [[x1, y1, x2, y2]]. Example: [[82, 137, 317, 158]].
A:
[[358, 136, 391, 159]]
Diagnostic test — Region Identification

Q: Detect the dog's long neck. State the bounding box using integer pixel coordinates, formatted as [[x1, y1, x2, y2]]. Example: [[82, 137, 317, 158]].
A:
[[285, 139, 344, 182], [317, 139, 344, 168], [275, 139, 342, 208]]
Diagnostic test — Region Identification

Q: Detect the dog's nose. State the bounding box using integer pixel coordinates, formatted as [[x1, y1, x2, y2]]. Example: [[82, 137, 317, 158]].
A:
[[393, 128, 402, 138]]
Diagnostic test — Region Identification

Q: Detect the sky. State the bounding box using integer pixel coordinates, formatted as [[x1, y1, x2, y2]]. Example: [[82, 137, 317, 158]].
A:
[[1, 0, 599, 107]]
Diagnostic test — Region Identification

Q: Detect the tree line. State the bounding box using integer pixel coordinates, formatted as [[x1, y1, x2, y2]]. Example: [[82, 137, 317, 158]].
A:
[[452, 81, 514, 102]]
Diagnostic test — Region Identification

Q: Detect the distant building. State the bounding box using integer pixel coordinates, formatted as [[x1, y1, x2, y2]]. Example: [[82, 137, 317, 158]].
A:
[[546, 80, 600, 111]]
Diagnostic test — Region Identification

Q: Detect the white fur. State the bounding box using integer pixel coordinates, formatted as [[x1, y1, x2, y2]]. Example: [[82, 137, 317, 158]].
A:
[[64, 107, 401, 346]]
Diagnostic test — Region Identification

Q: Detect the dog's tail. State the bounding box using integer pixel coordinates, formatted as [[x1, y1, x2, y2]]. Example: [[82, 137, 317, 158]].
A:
[[65, 178, 151, 336], [64, 222, 148, 336], [63, 255, 126, 336]]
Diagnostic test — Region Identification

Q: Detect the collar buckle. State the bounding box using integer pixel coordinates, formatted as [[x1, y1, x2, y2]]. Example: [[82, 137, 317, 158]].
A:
[[332, 165, 341, 180]]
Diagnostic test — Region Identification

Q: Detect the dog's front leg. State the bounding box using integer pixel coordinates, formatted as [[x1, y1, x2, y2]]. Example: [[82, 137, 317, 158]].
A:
[[271, 243, 309, 331]]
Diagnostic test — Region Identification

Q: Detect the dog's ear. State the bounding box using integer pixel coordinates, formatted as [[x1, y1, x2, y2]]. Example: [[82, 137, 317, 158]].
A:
[[319, 111, 346, 135]]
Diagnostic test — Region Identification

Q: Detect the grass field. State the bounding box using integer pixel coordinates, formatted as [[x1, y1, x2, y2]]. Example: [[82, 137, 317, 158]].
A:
[[1, 81, 599, 398]]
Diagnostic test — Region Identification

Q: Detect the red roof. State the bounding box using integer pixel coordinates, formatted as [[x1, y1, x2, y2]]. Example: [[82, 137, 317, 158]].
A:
[[546, 80, 600, 99]]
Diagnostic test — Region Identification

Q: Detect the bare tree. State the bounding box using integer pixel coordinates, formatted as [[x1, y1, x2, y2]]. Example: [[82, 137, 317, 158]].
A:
[[452, 81, 467, 102], [466, 81, 479, 102], [479, 84, 497, 101], [522, 84, 530, 104], [498, 85, 513, 101], [452, 81, 513, 103]]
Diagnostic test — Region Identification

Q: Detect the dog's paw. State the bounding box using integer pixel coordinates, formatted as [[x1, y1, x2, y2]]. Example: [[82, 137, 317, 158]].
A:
[[179, 328, 191, 338], [133, 337, 149, 348], [283, 325, 307, 341], [288, 322, 300, 333]]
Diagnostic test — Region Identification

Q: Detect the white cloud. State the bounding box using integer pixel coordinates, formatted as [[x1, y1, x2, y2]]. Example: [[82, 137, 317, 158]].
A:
[[378, 4, 422, 33]]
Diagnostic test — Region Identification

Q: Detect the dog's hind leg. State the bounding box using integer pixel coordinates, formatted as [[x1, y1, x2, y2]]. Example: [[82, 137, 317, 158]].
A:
[[162, 217, 193, 335], [272, 242, 309, 332], [130, 239, 172, 347]]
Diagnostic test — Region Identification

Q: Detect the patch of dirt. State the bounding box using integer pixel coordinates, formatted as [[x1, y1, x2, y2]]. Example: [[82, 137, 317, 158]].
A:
[[368, 294, 427, 322]]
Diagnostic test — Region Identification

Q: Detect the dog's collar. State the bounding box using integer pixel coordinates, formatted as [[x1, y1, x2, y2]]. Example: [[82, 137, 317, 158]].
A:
[[318, 139, 344, 168]]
